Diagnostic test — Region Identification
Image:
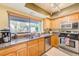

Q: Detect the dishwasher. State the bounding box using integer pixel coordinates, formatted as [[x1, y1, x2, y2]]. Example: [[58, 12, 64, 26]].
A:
[[44, 36, 51, 51]]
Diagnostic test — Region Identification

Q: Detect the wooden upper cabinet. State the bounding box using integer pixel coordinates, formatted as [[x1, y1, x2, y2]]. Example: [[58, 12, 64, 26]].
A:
[[68, 13, 79, 22], [43, 18, 52, 29], [52, 13, 79, 29], [52, 17, 63, 29], [52, 19, 61, 29]]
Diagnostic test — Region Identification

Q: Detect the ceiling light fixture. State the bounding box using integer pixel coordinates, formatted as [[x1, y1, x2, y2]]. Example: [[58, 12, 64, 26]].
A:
[[51, 3, 61, 12]]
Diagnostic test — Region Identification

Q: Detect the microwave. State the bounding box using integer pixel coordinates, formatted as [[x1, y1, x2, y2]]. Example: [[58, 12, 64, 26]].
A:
[[61, 23, 72, 29], [72, 22, 79, 29], [61, 22, 79, 29]]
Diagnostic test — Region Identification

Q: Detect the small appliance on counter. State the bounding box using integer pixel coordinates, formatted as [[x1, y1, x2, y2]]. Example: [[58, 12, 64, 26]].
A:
[[0, 29, 11, 44]]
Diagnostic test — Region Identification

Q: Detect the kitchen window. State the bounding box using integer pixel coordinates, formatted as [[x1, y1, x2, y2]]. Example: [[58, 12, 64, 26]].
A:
[[9, 15, 42, 34], [30, 21, 41, 33], [9, 16, 30, 33], [10, 20, 30, 33]]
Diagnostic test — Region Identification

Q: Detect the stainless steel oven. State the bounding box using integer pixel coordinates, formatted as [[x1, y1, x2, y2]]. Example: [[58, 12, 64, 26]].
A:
[[69, 40, 75, 48]]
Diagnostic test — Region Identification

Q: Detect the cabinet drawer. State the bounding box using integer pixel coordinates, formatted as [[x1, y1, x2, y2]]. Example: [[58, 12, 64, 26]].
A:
[[38, 38, 44, 42], [6, 52, 17, 56], [16, 43, 27, 50], [28, 40, 38, 46]]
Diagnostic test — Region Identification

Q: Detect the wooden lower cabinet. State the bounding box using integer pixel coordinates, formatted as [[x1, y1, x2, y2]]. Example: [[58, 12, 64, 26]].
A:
[[51, 35, 59, 47], [0, 37, 45, 56], [17, 47, 28, 56], [28, 39, 39, 56], [38, 43, 44, 55], [28, 38, 45, 56], [38, 38, 45, 55], [6, 52, 17, 56], [28, 45, 38, 56], [5, 47, 28, 56]]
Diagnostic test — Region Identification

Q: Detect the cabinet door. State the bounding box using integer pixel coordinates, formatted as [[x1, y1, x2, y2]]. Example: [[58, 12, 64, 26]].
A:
[[68, 13, 79, 21], [28, 45, 38, 56], [17, 48, 28, 56], [43, 18, 51, 29], [28, 39, 39, 56], [38, 38, 45, 55], [6, 52, 17, 56], [38, 43, 45, 55], [51, 35, 59, 47], [28, 46, 35, 56]]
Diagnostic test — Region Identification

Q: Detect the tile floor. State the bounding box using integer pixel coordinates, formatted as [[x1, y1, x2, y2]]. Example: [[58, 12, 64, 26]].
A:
[[43, 47, 79, 56], [58, 47, 78, 56]]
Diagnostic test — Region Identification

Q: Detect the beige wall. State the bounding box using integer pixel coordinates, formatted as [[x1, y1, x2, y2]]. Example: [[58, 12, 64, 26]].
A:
[[0, 4, 42, 29], [0, 5, 8, 29]]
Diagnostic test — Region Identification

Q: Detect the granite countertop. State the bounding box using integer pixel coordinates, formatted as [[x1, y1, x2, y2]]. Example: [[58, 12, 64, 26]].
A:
[[0, 34, 52, 49]]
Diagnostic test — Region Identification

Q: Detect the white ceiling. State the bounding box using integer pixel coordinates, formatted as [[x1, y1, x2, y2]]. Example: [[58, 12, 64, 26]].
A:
[[35, 3, 74, 13], [1, 3, 75, 19], [1, 3, 48, 18]]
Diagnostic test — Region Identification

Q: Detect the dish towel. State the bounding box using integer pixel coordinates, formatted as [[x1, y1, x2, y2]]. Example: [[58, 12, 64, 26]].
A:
[[65, 37, 70, 45]]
